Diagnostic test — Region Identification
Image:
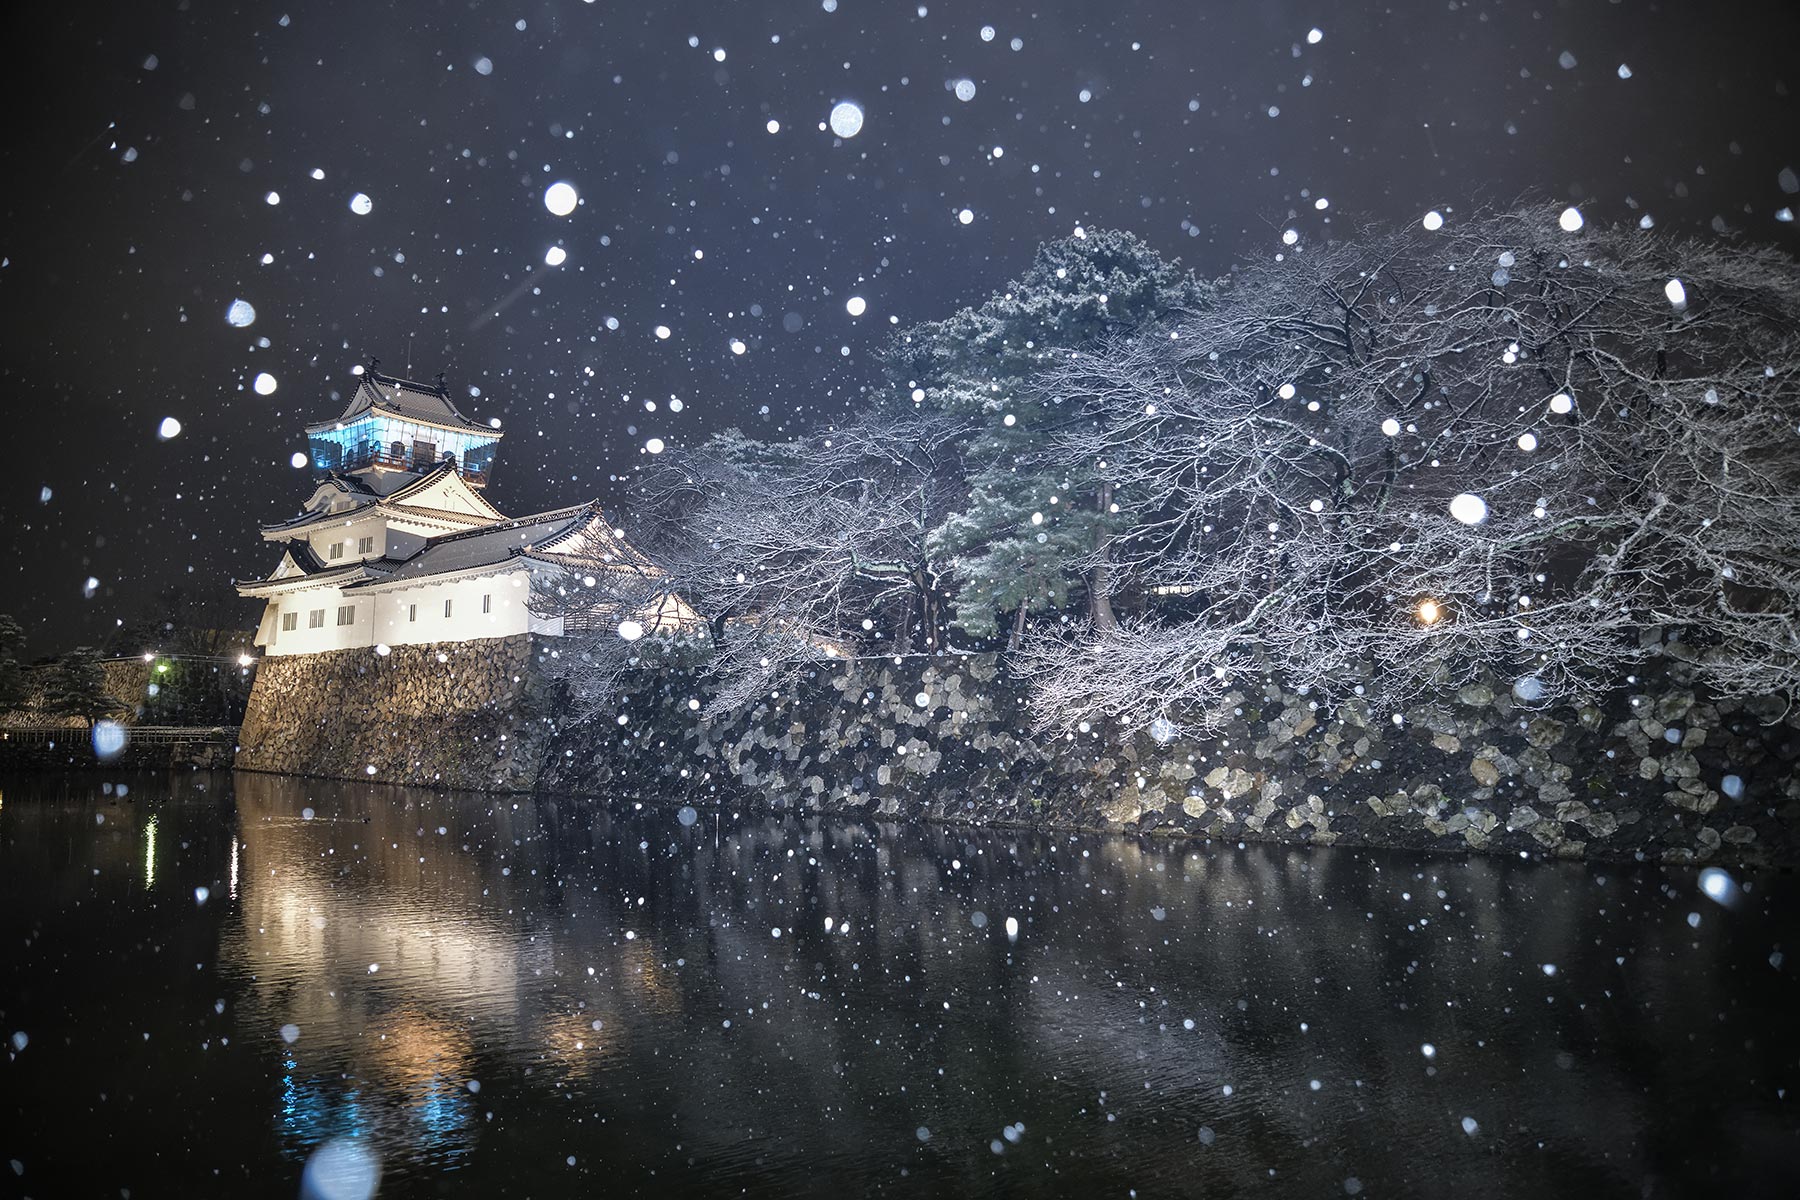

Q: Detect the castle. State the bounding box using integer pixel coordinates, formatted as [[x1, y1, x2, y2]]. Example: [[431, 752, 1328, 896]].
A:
[[237, 365, 692, 656]]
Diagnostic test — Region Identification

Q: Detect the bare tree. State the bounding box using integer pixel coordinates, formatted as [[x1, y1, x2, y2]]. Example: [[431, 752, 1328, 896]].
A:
[[1019, 205, 1800, 734], [547, 409, 970, 722]]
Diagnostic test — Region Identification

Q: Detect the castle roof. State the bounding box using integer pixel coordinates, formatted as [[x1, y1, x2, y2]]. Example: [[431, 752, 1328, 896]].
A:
[[258, 463, 504, 536], [304, 370, 499, 438], [343, 502, 652, 593]]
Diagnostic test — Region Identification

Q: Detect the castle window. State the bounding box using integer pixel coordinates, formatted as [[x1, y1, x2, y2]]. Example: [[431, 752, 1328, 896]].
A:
[[357, 536, 374, 555], [281, 612, 298, 632], [327, 541, 344, 560], [482, 593, 492, 614], [443, 598, 454, 618], [336, 605, 356, 626], [307, 609, 325, 629], [408, 604, 417, 623]]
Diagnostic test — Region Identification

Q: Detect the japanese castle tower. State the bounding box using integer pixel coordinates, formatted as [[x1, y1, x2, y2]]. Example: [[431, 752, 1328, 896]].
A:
[[238, 365, 691, 656]]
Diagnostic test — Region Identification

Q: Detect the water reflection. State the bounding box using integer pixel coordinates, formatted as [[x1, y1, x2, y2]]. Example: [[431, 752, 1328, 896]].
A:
[[2, 770, 1796, 1197]]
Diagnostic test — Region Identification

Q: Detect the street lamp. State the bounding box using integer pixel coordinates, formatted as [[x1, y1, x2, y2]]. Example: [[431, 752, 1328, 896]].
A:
[[1416, 597, 1444, 626]]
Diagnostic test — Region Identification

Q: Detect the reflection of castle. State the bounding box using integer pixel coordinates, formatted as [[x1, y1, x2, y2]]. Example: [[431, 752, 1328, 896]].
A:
[[216, 772, 1748, 1195], [235, 364, 693, 656]]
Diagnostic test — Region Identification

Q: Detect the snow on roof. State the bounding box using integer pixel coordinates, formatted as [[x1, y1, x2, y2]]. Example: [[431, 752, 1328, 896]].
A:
[[305, 370, 498, 436], [346, 504, 599, 589]]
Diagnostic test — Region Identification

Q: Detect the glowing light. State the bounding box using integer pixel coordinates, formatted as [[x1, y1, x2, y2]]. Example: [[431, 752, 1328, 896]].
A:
[[290, 452, 309, 468], [654, 325, 671, 339], [828, 101, 864, 138], [237, 654, 254, 667], [544, 181, 579, 216], [1307, 27, 1323, 44], [92, 720, 128, 760], [253, 372, 278, 395], [1664, 278, 1687, 307], [544, 245, 567, 267], [1699, 867, 1734, 904], [1416, 598, 1443, 625], [1558, 206, 1584, 232], [845, 296, 866, 316], [265, 190, 280, 206], [729, 339, 746, 355], [158, 416, 182, 440], [958, 208, 974, 225], [144, 816, 157, 888], [1449, 493, 1489, 525], [299, 1139, 381, 1200], [645, 437, 665, 454], [1381, 417, 1401, 436], [1422, 210, 1444, 231], [1516, 432, 1538, 451], [1549, 392, 1574, 414], [1282, 229, 1299, 245], [766, 119, 780, 134]]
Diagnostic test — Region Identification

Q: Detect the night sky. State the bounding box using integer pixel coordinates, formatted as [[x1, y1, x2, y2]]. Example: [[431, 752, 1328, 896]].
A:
[[2, 0, 1796, 655]]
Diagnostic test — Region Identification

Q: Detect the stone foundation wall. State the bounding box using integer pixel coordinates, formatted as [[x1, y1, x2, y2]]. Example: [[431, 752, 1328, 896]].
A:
[[235, 636, 555, 792], [541, 650, 1800, 866]]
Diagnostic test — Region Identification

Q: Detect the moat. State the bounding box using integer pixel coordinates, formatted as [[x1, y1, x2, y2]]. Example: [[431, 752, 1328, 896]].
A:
[[2, 770, 1796, 1197]]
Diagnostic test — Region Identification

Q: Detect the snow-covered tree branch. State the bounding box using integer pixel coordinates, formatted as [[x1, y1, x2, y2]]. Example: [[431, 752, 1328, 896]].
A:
[[1019, 205, 1800, 734]]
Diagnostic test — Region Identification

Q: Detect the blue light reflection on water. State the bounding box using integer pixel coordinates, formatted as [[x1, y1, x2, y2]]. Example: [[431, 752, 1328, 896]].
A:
[[2, 770, 1797, 1198]]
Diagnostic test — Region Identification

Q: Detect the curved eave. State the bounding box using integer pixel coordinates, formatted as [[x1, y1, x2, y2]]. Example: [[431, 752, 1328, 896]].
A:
[[342, 557, 532, 594], [235, 563, 388, 597], [304, 405, 504, 440]]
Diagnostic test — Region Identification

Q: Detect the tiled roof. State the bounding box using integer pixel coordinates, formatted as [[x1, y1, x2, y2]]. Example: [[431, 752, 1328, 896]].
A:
[[346, 504, 598, 588], [305, 370, 498, 436]]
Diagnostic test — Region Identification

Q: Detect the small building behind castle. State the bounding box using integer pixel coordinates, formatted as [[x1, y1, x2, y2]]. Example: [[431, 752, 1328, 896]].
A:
[[237, 365, 691, 656]]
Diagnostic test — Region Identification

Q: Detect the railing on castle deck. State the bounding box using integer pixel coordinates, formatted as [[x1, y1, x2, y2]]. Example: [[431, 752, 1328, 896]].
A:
[[321, 447, 490, 486], [0, 725, 239, 745]]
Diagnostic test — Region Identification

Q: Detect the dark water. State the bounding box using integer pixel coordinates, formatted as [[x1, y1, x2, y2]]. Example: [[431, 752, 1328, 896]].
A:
[[1, 771, 1796, 1198]]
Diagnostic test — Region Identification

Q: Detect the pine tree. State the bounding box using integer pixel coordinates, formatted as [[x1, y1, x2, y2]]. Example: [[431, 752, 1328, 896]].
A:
[[883, 229, 1208, 644], [42, 647, 123, 729]]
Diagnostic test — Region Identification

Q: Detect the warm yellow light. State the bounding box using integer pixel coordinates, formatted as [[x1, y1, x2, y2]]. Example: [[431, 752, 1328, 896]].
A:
[[1417, 598, 1443, 625], [237, 654, 254, 667]]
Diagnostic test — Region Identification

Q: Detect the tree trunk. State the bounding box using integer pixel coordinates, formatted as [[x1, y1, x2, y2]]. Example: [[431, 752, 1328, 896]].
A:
[[912, 567, 946, 653], [1007, 601, 1029, 651], [1089, 481, 1119, 630], [894, 592, 915, 654]]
